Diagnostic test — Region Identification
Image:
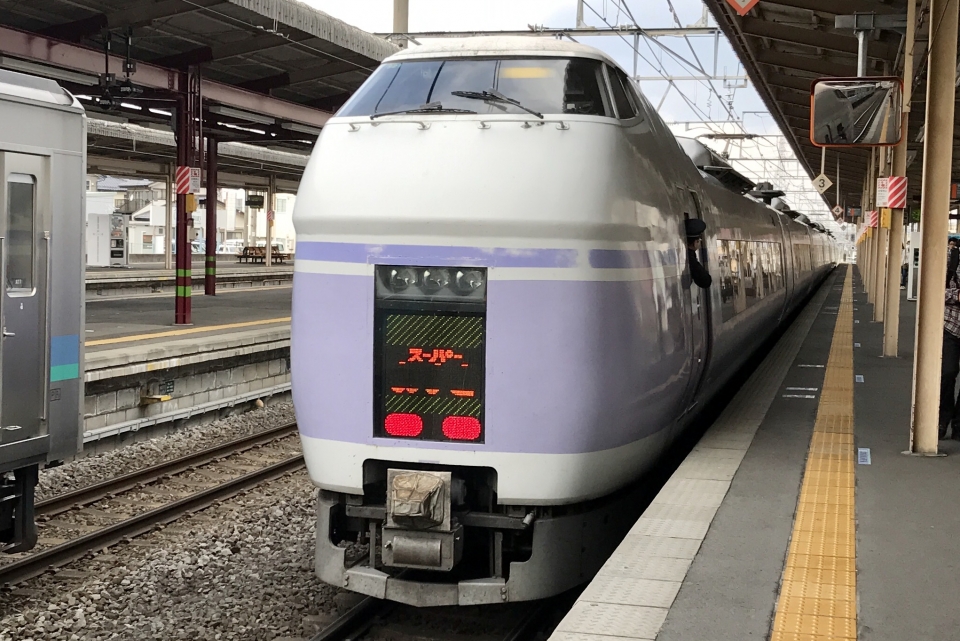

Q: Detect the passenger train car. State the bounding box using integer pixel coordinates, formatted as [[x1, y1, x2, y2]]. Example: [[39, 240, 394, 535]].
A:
[[0, 70, 85, 553], [291, 38, 837, 607]]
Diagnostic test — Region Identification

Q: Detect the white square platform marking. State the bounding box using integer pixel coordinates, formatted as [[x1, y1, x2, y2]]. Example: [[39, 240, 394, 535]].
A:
[[580, 575, 681, 609], [612, 534, 702, 560], [556, 602, 668, 640], [598, 553, 693, 582]]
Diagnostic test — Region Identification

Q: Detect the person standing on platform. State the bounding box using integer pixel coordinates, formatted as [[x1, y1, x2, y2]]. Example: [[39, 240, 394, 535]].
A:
[[939, 245, 960, 440]]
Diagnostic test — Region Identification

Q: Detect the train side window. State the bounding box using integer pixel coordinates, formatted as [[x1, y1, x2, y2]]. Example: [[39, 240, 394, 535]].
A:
[[605, 65, 637, 120], [717, 240, 736, 322], [743, 242, 759, 306], [6, 173, 35, 292]]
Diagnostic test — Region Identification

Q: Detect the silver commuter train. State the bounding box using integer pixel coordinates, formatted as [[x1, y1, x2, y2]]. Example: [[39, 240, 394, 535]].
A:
[[0, 70, 85, 552], [291, 37, 837, 606]]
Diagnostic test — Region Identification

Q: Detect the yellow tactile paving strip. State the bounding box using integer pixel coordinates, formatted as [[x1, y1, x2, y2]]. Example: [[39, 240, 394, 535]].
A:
[[85, 316, 291, 347], [771, 268, 856, 640]]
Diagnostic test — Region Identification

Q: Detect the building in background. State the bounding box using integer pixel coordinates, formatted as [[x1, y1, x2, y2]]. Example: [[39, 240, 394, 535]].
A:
[[85, 176, 297, 263]]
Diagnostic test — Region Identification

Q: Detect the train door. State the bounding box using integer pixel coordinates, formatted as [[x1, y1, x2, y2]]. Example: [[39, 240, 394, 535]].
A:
[[679, 190, 712, 412], [0, 153, 48, 447], [771, 213, 792, 322]]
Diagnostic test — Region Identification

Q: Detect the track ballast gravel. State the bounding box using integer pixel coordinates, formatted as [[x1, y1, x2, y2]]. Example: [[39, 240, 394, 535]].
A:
[[36, 402, 296, 502]]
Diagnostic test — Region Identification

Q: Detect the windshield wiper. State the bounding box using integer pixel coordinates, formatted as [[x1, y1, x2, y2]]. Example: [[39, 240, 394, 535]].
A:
[[450, 89, 544, 119], [370, 101, 476, 120]]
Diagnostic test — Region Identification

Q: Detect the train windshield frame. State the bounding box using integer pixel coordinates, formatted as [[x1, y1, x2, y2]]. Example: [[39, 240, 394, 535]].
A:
[[338, 57, 613, 118]]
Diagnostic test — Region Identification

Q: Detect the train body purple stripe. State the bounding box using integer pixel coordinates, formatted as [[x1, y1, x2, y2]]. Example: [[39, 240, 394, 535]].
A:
[[291, 271, 688, 454], [295, 241, 578, 268]]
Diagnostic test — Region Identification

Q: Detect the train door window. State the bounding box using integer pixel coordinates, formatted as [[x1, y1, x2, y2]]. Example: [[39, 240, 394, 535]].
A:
[[605, 65, 638, 120], [6, 173, 35, 292]]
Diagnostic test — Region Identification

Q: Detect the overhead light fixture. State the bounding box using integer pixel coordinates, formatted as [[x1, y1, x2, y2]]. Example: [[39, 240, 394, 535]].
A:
[[219, 121, 266, 135], [120, 102, 142, 110], [149, 107, 172, 117], [208, 104, 275, 125], [0, 56, 99, 86], [280, 122, 323, 136]]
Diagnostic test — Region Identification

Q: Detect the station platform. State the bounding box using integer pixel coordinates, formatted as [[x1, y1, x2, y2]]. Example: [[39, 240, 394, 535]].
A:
[[85, 263, 293, 298], [551, 265, 958, 641], [85, 286, 291, 349], [81, 288, 292, 443]]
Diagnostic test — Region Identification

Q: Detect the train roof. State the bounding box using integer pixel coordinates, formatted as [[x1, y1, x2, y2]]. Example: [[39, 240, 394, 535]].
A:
[[0, 68, 83, 111], [384, 36, 616, 66]]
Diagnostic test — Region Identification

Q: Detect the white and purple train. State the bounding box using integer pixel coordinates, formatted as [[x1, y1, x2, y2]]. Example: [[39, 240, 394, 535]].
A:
[[291, 38, 837, 607]]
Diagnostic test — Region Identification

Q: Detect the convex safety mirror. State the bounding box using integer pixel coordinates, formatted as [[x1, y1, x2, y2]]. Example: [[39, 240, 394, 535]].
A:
[[810, 77, 903, 147]]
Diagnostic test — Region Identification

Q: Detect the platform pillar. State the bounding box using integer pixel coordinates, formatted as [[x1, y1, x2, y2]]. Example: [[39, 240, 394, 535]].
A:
[[164, 163, 173, 271], [866, 150, 877, 304], [266, 175, 275, 268], [874, 148, 888, 324], [175, 69, 200, 325], [204, 137, 218, 296], [884, 0, 916, 358], [911, 0, 959, 454]]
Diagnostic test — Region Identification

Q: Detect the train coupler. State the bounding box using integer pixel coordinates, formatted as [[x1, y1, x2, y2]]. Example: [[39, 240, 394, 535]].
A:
[[381, 469, 463, 571]]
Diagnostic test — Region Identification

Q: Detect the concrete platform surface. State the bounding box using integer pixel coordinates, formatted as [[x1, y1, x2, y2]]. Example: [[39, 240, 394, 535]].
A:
[[85, 286, 291, 349], [551, 265, 960, 641]]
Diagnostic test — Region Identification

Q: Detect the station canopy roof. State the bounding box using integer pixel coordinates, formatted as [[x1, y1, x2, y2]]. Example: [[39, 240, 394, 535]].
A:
[[0, 0, 398, 184], [704, 0, 940, 219]]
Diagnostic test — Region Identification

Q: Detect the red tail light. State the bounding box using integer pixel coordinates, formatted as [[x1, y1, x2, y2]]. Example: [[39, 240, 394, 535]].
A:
[[385, 413, 423, 437], [442, 416, 482, 441]]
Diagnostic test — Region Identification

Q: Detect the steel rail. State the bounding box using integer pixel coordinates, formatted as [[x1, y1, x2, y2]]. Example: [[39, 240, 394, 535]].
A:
[[308, 596, 392, 641], [0, 454, 304, 587], [36, 422, 298, 517], [308, 591, 569, 641]]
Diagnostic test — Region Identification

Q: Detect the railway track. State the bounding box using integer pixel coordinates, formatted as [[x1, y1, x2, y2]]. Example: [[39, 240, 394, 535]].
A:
[[0, 422, 303, 587], [310, 591, 575, 641]]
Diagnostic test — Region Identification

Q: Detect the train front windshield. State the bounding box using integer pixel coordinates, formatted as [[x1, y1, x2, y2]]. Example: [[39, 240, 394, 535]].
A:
[[337, 57, 612, 118]]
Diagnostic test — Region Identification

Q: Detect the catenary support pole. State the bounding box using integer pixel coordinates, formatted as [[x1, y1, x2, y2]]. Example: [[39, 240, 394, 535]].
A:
[[884, 0, 916, 357], [204, 137, 217, 296], [912, 0, 959, 454], [164, 163, 173, 271], [393, 0, 409, 45]]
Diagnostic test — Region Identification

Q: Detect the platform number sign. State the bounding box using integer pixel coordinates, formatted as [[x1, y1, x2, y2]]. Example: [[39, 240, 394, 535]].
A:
[[813, 173, 833, 195], [832, 205, 844, 217], [724, 0, 760, 15]]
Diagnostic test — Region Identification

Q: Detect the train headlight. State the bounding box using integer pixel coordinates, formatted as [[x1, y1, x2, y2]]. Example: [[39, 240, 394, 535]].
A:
[[421, 268, 450, 294], [386, 267, 418, 292], [454, 269, 484, 296], [375, 266, 486, 302]]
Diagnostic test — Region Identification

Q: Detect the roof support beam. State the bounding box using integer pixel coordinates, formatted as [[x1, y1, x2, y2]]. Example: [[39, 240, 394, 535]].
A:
[[0, 25, 330, 128], [151, 31, 315, 68], [757, 0, 899, 15], [308, 92, 352, 111], [740, 17, 897, 60], [40, 0, 227, 42], [756, 49, 859, 78], [239, 60, 367, 92]]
